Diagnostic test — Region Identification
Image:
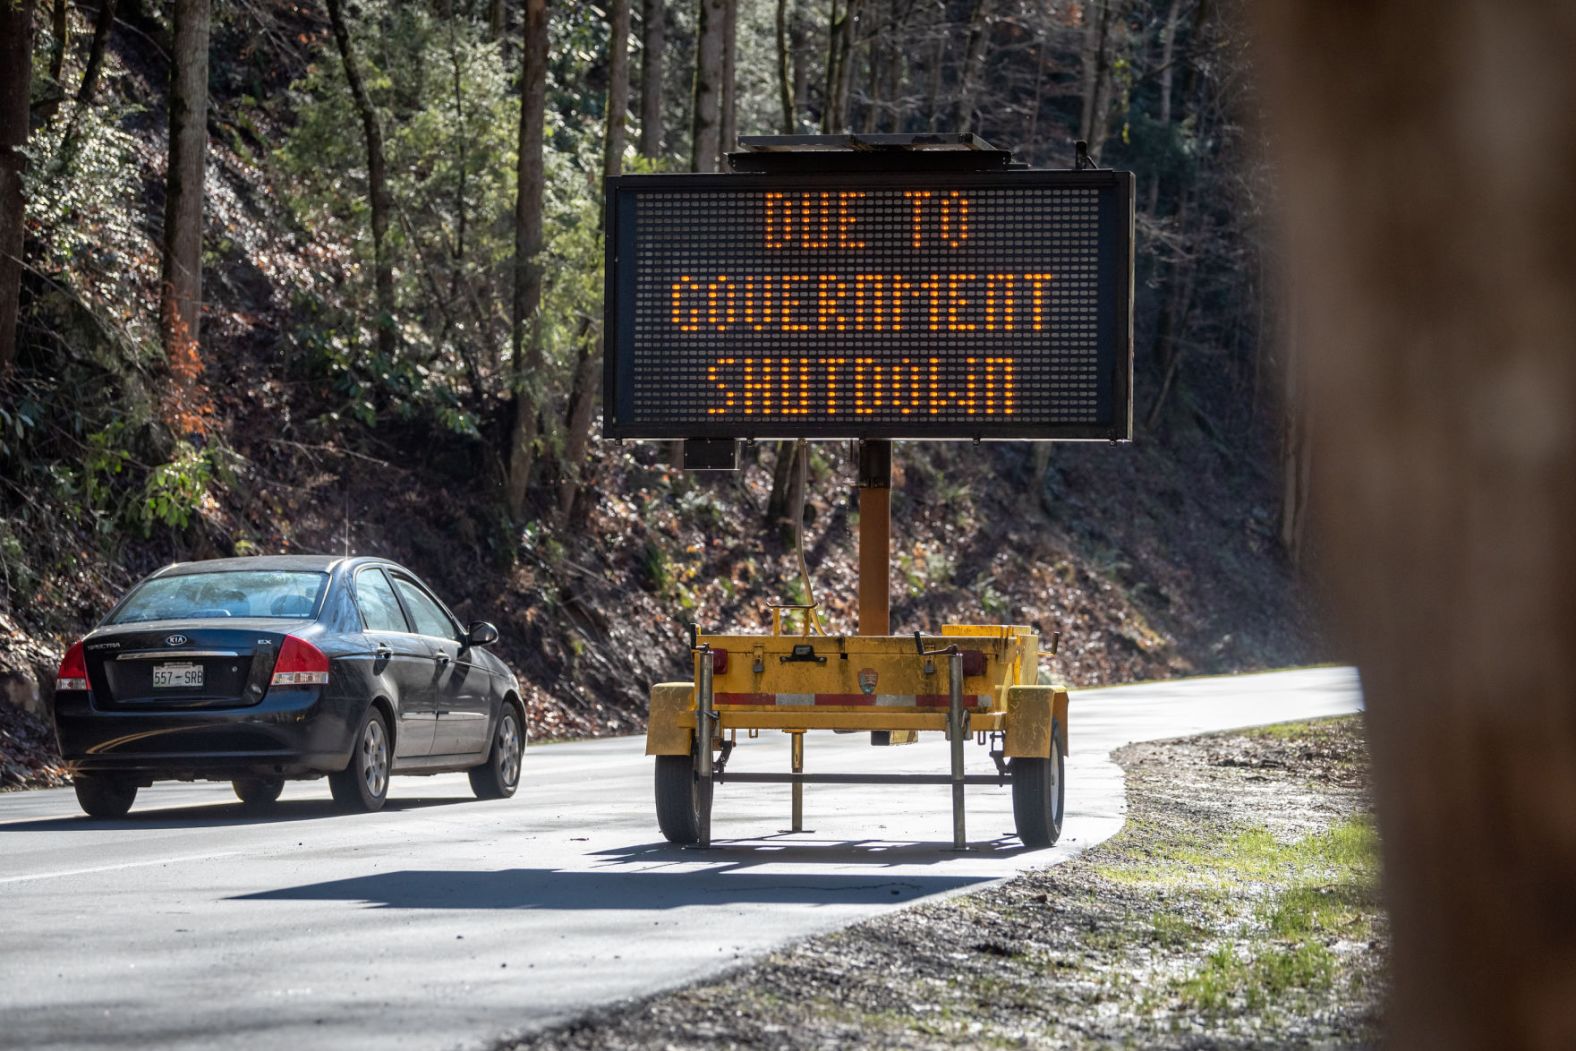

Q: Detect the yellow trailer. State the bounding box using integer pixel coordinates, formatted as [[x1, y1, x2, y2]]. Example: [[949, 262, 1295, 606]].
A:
[[607, 134, 1133, 851], [644, 618, 1069, 849]]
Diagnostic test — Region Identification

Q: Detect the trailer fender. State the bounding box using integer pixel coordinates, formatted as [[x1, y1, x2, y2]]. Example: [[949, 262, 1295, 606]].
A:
[[645, 682, 695, 756], [1004, 685, 1070, 758]]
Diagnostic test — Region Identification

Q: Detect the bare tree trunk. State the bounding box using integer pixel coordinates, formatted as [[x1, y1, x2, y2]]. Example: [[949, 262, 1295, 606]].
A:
[[951, 0, 990, 131], [638, 0, 664, 156], [1258, 4, 1576, 1049], [160, 0, 210, 434], [1077, 0, 1116, 161], [783, 440, 807, 548], [447, 7, 467, 305], [327, 0, 396, 363], [47, 0, 68, 80], [719, 0, 737, 157], [791, 9, 810, 129], [0, 0, 32, 375], [821, 0, 861, 133], [766, 441, 798, 540], [837, 0, 862, 131], [923, 32, 943, 130], [487, 0, 504, 39], [1023, 31, 1047, 154], [775, 0, 795, 132], [690, 0, 725, 172], [506, 0, 549, 520], [76, 0, 119, 107], [1146, 0, 1184, 214], [42, 0, 69, 124], [557, 0, 630, 524], [602, 0, 631, 200], [1277, 300, 1309, 561]]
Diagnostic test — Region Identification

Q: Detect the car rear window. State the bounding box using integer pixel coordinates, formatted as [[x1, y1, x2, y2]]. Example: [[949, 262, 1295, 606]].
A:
[[108, 571, 329, 624]]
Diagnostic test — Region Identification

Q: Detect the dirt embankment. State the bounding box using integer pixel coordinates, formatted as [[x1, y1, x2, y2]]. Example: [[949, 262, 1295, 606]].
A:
[[499, 717, 1384, 1050], [0, 5, 1322, 778]]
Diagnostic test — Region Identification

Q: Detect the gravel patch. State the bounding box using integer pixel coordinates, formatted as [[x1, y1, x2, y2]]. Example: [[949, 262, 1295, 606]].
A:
[[500, 716, 1385, 1050]]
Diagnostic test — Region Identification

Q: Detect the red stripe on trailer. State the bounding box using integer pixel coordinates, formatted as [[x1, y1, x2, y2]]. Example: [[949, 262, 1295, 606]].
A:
[[714, 692, 777, 705], [713, 692, 991, 708]]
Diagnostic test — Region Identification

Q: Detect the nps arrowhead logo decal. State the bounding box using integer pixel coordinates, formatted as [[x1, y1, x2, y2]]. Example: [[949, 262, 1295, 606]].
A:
[[858, 668, 879, 695]]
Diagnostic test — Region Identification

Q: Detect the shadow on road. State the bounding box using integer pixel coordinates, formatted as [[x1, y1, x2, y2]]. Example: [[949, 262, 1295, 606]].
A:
[[230, 863, 990, 910], [0, 795, 471, 833], [592, 834, 1034, 869]]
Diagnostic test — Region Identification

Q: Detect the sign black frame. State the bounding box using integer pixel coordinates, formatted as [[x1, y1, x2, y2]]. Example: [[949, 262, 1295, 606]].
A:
[[603, 168, 1135, 442]]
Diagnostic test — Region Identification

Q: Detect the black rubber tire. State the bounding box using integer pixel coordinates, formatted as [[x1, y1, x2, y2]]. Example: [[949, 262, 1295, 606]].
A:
[[1011, 720, 1066, 848], [74, 775, 138, 818], [233, 777, 285, 809], [469, 703, 525, 800], [329, 707, 391, 813], [654, 753, 702, 845]]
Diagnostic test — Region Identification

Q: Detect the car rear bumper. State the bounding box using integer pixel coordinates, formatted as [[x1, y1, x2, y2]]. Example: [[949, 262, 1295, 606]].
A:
[[53, 686, 361, 781]]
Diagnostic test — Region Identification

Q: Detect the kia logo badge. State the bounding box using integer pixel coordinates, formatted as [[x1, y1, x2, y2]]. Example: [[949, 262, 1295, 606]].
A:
[[166, 634, 189, 646]]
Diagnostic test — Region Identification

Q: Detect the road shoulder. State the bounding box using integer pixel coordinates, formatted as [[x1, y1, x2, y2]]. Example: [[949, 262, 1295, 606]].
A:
[[499, 716, 1385, 1050]]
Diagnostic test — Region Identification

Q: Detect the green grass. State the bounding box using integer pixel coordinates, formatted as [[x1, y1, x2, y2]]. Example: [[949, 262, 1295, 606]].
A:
[[1162, 816, 1378, 1015], [1150, 910, 1203, 948], [1180, 940, 1338, 1013], [1092, 806, 1379, 1017], [1249, 715, 1360, 741]]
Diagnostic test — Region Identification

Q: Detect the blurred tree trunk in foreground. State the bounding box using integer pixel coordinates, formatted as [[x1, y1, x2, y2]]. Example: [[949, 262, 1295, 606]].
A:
[[160, 0, 211, 435], [1258, 4, 1576, 1048], [0, 0, 31, 375], [507, 0, 549, 520]]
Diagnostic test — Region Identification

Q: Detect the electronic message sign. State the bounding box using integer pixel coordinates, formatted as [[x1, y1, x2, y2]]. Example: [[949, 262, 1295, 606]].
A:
[[603, 170, 1134, 441]]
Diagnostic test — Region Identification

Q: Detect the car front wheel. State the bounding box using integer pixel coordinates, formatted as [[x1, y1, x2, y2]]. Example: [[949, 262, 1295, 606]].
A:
[[469, 704, 524, 800], [74, 774, 138, 818], [329, 707, 390, 812]]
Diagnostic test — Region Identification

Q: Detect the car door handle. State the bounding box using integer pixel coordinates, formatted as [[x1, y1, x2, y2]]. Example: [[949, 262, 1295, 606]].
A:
[[435, 651, 452, 666], [375, 645, 393, 659]]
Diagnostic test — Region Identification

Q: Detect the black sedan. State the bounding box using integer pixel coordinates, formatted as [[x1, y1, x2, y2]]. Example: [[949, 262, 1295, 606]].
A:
[[52, 555, 526, 817]]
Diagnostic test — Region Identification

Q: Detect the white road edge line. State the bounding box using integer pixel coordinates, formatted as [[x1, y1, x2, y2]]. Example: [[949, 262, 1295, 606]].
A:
[[0, 851, 243, 885]]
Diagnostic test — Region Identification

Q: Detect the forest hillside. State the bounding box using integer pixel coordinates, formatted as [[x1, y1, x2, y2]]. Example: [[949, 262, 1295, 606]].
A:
[[0, 0, 1319, 770]]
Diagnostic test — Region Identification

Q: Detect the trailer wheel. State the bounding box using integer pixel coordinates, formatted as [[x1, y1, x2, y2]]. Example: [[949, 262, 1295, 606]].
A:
[[1011, 720, 1065, 848], [655, 752, 702, 845]]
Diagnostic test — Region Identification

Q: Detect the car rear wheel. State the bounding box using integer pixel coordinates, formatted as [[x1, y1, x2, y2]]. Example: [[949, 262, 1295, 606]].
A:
[[469, 705, 524, 800], [74, 774, 138, 818], [329, 707, 390, 813], [233, 777, 285, 810]]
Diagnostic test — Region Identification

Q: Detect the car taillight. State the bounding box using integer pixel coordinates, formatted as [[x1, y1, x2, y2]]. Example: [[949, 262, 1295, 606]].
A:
[[271, 635, 330, 686], [56, 640, 89, 693]]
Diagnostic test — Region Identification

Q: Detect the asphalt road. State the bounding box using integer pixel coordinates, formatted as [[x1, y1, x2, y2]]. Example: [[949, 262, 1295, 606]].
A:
[[0, 666, 1361, 1051]]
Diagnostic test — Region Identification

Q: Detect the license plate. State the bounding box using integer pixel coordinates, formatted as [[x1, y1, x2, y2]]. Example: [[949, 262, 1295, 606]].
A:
[[152, 663, 204, 689]]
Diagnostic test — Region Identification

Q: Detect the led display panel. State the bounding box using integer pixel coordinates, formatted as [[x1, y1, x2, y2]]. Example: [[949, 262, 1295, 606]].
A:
[[603, 170, 1134, 440]]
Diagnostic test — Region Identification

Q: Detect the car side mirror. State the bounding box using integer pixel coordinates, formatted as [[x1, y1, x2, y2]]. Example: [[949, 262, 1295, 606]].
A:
[[466, 621, 499, 647]]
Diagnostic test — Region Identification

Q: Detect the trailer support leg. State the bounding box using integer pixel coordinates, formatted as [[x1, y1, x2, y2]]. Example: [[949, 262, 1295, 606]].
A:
[[696, 647, 715, 849], [948, 649, 967, 850], [790, 731, 805, 832]]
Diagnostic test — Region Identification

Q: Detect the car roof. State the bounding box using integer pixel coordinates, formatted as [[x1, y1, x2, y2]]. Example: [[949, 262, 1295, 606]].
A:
[[154, 555, 358, 576]]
